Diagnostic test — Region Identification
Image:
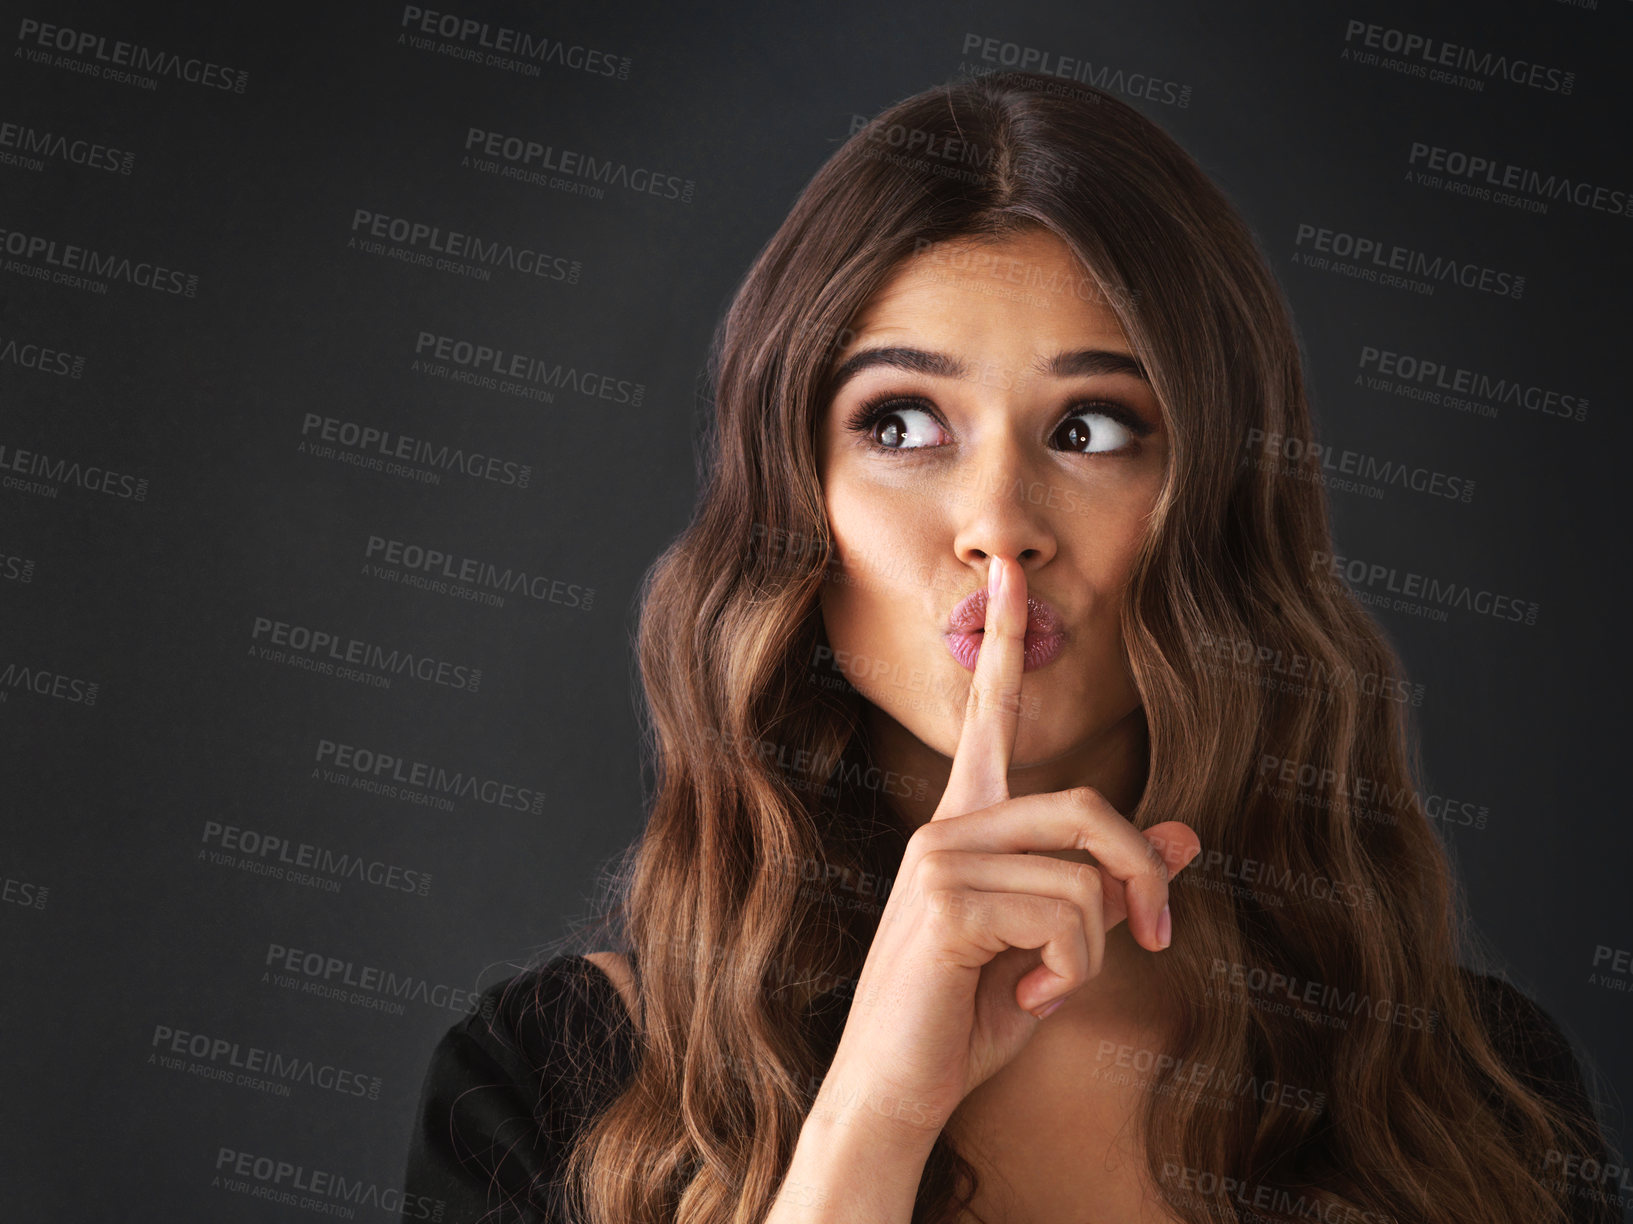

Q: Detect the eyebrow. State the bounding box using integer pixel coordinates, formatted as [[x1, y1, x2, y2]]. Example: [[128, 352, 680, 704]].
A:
[[825, 346, 1149, 397]]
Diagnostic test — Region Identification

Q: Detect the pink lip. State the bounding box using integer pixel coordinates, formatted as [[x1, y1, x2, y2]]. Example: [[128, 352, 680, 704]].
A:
[[943, 585, 1067, 672]]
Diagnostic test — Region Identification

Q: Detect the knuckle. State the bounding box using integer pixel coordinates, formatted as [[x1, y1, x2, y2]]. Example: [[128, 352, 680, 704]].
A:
[[1049, 896, 1082, 935], [1080, 865, 1105, 903], [906, 820, 941, 858], [1060, 857, 1102, 898], [1138, 835, 1171, 883], [1068, 785, 1104, 814], [916, 847, 956, 890], [1063, 787, 1102, 847]]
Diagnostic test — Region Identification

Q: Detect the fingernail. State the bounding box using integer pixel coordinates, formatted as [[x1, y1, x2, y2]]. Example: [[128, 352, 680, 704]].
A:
[[988, 557, 1002, 599], [1034, 996, 1065, 1019], [1157, 903, 1172, 949]]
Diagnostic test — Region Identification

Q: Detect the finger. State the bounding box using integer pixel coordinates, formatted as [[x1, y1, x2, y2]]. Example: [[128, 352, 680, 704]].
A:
[[929, 887, 1099, 1015], [935, 555, 1026, 820], [909, 848, 1109, 1010], [1144, 821, 1203, 878], [1072, 821, 1203, 940], [917, 788, 1195, 951]]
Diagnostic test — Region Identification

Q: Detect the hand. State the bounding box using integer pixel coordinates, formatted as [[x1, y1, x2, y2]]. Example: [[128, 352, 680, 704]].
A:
[[813, 555, 1202, 1142]]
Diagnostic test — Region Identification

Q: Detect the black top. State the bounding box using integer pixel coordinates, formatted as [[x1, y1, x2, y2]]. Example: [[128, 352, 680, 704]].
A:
[[400, 955, 1619, 1223]]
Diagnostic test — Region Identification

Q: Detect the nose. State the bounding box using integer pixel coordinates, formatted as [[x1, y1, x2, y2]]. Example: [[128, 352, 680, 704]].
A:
[[948, 434, 1059, 576]]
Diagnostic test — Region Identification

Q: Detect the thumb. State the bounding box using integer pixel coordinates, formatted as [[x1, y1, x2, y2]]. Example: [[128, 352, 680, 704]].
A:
[[1143, 821, 1203, 880], [1089, 822, 1202, 935]]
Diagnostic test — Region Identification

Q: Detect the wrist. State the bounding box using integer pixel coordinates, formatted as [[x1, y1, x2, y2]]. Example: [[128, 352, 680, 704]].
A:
[[768, 1104, 937, 1223], [806, 1072, 947, 1150]]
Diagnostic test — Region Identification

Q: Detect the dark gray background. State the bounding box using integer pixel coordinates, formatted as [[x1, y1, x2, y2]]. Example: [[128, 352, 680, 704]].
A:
[[3, 1, 1629, 1218]]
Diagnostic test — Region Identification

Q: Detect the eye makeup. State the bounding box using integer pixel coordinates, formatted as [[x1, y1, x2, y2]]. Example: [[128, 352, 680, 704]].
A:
[[841, 391, 1157, 455]]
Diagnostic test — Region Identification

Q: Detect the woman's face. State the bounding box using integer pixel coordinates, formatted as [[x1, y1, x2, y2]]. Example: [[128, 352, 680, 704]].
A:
[[815, 227, 1168, 783]]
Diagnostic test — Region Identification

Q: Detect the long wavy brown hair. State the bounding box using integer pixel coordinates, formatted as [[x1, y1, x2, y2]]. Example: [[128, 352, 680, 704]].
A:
[[542, 71, 1613, 1224]]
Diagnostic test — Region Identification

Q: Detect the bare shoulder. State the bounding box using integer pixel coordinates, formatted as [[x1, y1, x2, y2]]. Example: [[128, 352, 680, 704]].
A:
[[582, 950, 638, 1020]]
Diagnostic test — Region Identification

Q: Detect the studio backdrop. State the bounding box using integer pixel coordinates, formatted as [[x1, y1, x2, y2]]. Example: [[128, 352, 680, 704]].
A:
[[3, 1, 1629, 1219]]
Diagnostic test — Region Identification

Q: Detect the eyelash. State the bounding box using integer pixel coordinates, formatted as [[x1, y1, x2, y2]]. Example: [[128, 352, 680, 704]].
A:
[[842, 393, 1155, 457]]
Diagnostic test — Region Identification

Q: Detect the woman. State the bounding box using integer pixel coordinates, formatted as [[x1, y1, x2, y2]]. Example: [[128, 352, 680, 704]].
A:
[[402, 71, 1620, 1224]]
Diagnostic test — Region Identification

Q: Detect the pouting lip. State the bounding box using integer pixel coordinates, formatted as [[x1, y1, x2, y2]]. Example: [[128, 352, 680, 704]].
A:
[[945, 584, 1064, 638]]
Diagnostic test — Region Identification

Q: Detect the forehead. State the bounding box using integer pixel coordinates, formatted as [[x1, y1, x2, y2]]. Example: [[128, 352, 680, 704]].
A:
[[835, 229, 1132, 364]]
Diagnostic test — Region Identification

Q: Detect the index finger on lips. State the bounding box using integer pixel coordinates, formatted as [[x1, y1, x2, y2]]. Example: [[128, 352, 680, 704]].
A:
[[935, 555, 1027, 820]]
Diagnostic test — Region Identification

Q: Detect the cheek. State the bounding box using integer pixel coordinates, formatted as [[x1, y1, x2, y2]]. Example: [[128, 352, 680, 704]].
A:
[[818, 482, 934, 674], [1095, 517, 1155, 663], [1060, 506, 1149, 649], [823, 476, 937, 595], [816, 487, 871, 652], [1095, 524, 1146, 597]]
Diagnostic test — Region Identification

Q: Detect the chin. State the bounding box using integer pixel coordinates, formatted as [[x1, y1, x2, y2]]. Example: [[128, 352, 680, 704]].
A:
[[870, 690, 1056, 763]]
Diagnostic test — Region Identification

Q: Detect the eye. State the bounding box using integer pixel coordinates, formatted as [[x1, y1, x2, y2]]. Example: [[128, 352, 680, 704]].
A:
[[844, 397, 948, 450], [1052, 409, 1137, 455], [842, 394, 1152, 457]]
